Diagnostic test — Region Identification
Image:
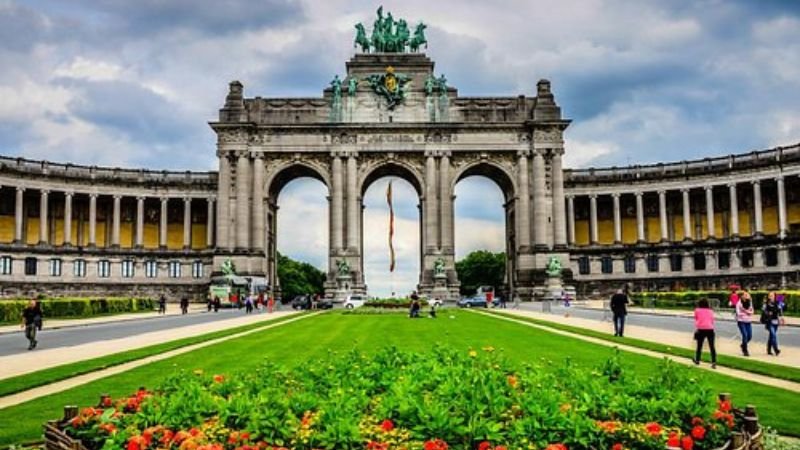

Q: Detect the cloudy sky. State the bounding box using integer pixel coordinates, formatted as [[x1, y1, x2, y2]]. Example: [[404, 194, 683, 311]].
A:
[[2, 1, 799, 295]]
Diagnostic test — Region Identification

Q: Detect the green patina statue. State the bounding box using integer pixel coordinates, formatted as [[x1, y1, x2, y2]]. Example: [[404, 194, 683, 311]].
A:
[[545, 256, 562, 277], [366, 66, 409, 110], [347, 77, 358, 96], [433, 257, 446, 277], [330, 75, 342, 102], [355, 6, 427, 53], [221, 258, 237, 277], [336, 259, 351, 277]]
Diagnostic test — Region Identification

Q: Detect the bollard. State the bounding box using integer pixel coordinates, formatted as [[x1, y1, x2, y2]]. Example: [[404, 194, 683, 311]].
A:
[[62, 405, 78, 421], [743, 405, 759, 436]]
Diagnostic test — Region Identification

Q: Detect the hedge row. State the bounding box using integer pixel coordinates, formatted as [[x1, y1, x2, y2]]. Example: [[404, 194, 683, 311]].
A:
[[364, 298, 430, 309], [0, 297, 155, 323], [631, 290, 800, 314]]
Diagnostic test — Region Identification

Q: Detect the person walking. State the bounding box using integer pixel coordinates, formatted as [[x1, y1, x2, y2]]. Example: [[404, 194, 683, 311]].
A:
[[245, 295, 254, 314], [207, 296, 213, 313], [158, 295, 167, 315], [735, 291, 754, 356], [213, 296, 221, 313], [693, 298, 717, 368], [610, 289, 629, 337], [180, 297, 189, 315], [267, 295, 275, 313], [762, 292, 784, 356], [21, 299, 42, 350]]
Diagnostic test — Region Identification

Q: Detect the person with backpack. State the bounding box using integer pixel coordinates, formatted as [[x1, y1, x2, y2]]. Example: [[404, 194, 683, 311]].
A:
[[158, 295, 167, 314], [20, 299, 43, 350], [762, 292, 785, 356], [735, 291, 754, 356], [609, 289, 629, 337], [693, 298, 717, 368]]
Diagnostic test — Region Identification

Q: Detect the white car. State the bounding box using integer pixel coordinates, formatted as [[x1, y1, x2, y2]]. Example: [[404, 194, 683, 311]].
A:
[[343, 294, 366, 309], [427, 298, 443, 308]]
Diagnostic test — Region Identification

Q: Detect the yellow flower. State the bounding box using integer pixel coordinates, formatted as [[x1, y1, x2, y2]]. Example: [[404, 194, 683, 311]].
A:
[[482, 346, 495, 352], [468, 350, 478, 358]]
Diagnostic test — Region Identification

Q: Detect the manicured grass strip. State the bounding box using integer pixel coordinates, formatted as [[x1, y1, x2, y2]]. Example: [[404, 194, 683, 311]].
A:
[[485, 309, 800, 384], [0, 312, 303, 398], [1, 311, 798, 446]]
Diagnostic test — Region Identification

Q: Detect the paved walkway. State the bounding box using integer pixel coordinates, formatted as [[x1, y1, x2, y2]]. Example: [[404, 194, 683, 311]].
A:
[[473, 309, 800, 393], [0, 311, 315, 410]]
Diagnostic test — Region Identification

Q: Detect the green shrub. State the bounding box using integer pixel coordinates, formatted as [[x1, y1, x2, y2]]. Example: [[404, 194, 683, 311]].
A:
[[364, 298, 429, 309], [0, 297, 155, 323], [631, 290, 800, 314]]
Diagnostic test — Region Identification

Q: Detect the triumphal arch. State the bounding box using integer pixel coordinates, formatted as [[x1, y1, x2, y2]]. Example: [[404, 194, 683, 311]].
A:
[[210, 9, 570, 300]]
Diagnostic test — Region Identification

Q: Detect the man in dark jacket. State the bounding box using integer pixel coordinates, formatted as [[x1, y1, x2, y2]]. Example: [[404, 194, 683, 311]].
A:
[[20, 299, 42, 350], [610, 289, 629, 337]]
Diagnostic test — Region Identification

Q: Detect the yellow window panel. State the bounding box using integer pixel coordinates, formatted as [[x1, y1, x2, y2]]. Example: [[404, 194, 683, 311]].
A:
[[672, 216, 685, 241], [143, 223, 159, 248], [621, 218, 637, 243], [96, 222, 107, 247], [167, 223, 183, 249], [120, 223, 135, 248], [738, 211, 752, 236], [26, 218, 40, 245], [646, 217, 660, 243], [192, 224, 207, 249], [763, 206, 779, 235], [0, 216, 14, 243], [574, 220, 589, 245], [597, 219, 614, 244]]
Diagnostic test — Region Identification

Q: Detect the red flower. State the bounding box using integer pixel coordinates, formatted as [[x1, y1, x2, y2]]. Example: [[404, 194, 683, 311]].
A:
[[612, 444, 623, 450], [645, 422, 662, 436], [241, 432, 250, 441], [691, 426, 706, 440], [367, 442, 388, 450], [681, 436, 694, 450], [424, 439, 448, 450], [102, 396, 113, 407], [546, 445, 568, 450], [495, 446, 507, 450], [507, 375, 518, 388], [213, 374, 225, 383], [719, 399, 731, 412], [691, 417, 704, 426], [127, 435, 147, 450], [478, 442, 491, 450], [381, 419, 395, 432], [667, 432, 680, 447]]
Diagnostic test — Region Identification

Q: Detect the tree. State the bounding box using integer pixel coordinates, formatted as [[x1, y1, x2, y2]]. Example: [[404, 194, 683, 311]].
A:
[[277, 253, 326, 300], [455, 250, 506, 295]]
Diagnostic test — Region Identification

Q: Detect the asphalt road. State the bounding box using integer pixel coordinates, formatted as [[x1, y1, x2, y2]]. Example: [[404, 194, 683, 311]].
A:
[[519, 303, 800, 348], [0, 307, 272, 357]]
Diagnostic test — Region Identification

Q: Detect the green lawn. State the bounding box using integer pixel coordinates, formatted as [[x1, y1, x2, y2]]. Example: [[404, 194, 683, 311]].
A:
[[1, 310, 798, 446]]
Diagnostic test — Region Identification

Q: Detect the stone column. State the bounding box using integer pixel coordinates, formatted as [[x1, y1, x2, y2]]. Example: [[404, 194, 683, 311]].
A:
[[532, 150, 547, 248], [752, 180, 763, 235], [39, 189, 49, 244], [705, 186, 715, 239], [216, 151, 231, 249], [612, 193, 622, 244], [589, 194, 598, 244], [235, 152, 251, 250], [88, 193, 97, 246], [252, 155, 265, 251], [658, 190, 668, 242], [566, 195, 575, 245], [425, 152, 438, 251], [551, 150, 567, 247], [331, 153, 344, 251], [206, 197, 215, 248], [14, 187, 24, 243], [346, 153, 359, 251], [777, 176, 787, 239], [159, 197, 168, 248], [183, 197, 192, 249], [728, 183, 739, 238], [111, 194, 121, 247], [135, 196, 145, 247], [682, 188, 692, 241], [439, 152, 454, 254], [63, 191, 73, 246], [516, 151, 531, 251], [635, 191, 645, 242]]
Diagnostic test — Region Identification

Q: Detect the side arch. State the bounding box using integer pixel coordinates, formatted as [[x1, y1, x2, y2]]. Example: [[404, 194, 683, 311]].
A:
[[450, 160, 517, 202], [265, 159, 331, 199]]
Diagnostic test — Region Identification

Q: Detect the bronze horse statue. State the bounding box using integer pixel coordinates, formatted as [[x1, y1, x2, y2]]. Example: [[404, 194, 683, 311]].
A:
[[409, 23, 427, 52]]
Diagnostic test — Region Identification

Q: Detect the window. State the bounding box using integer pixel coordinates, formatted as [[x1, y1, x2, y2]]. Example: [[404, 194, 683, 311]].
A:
[[49, 258, 62, 276], [624, 255, 636, 274], [192, 260, 204, 278], [74, 259, 86, 277], [646, 254, 659, 273], [24, 257, 37, 276], [601, 256, 613, 274], [670, 254, 683, 272], [765, 248, 778, 267], [0, 256, 11, 275], [578, 257, 590, 275], [169, 261, 182, 278], [790, 247, 800, 265], [97, 260, 111, 278], [741, 249, 754, 268], [718, 251, 730, 269], [121, 260, 135, 278], [145, 260, 158, 278], [693, 253, 706, 271]]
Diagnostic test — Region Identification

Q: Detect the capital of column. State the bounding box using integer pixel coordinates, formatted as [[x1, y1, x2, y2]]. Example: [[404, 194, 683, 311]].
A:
[[565, 194, 575, 200], [63, 191, 74, 198], [775, 175, 784, 183], [588, 193, 597, 199], [424, 149, 438, 158], [89, 193, 98, 199], [679, 187, 690, 194], [634, 191, 643, 198], [704, 185, 714, 192], [611, 192, 620, 198], [207, 196, 216, 204], [726, 182, 737, 188], [136, 195, 146, 202], [183, 197, 192, 204], [160, 197, 169, 204], [750, 179, 761, 186], [516, 149, 531, 158], [16, 186, 25, 193], [233, 149, 249, 159], [657, 190, 666, 196], [113, 194, 122, 200], [330, 150, 345, 158]]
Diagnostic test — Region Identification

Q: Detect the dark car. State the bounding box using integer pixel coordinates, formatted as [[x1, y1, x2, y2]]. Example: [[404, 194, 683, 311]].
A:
[[457, 296, 488, 308], [291, 295, 312, 310], [317, 298, 334, 310]]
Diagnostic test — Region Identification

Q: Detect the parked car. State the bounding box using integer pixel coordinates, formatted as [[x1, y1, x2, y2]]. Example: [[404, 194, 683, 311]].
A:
[[317, 298, 334, 310], [428, 297, 444, 308], [457, 296, 488, 308], [343, 294, 366, 309], [291, 295, 312, 310]]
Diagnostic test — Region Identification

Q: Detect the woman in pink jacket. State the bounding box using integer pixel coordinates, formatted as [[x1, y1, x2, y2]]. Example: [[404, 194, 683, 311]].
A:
[[693, 298, 717, 368], [736, 292, 754, 356]]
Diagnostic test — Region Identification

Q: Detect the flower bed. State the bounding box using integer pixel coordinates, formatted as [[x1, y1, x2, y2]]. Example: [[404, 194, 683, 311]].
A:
[[364, 299, 430, 309], [49, 348, 762, 450]]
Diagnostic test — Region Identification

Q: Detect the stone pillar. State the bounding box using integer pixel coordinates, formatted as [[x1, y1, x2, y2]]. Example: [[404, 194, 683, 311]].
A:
[[252, 155, 266, 251], [589, 194, 598, 244], [135, 196, 145, 247], [235, 152, 251, 250], [682, 188, 692, 241], [111, 194, 121, 247], [612, 193, 622, 244], [183, 197, 192, 249], [63, 191, 73, 246], [777, 176, 787, 239], [752, 180, 763, 236], [346, 153, 359, 251], [635, 191, 645, 242], [39, 189, 49, 244], [14, 187, 24, 243], [88, 193, 97, 247], [728, 183, 739, 238], [439, 152, 454, 254], [566, 195, 575, 245], [551, 150, 567, 248], [206, 197, 215, 248], [705, 186, 715, 239], [532, 150, 547, 248], [159, 197, 168, 248], [216, 151, 231, 249], [331, 153, 344, 251], [425, 152, 438, 251], [658, 190, 668, 242], [516, 151, 531, 251]]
